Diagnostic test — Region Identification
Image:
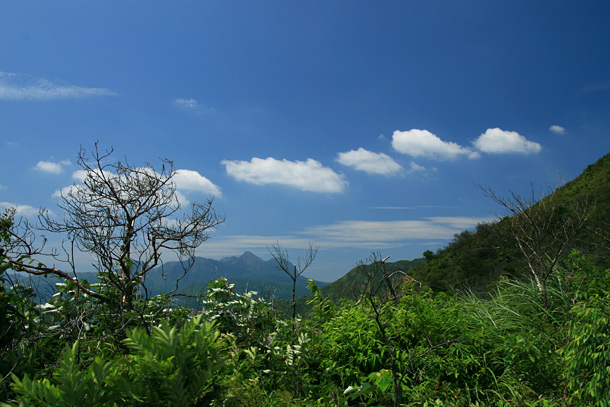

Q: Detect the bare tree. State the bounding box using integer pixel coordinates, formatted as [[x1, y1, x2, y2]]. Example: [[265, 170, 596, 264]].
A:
[[479, 184, 591, 309], [268, 242, 318, 320], [6, 143, 223, 322]]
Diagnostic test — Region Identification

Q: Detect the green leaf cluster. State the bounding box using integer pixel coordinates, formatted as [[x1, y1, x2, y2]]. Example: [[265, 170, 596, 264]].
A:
[[2, 315, 223, 407]]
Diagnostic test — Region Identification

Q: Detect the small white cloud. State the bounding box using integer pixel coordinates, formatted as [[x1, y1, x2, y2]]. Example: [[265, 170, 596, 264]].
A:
[[173, 169, 222, 197], [0, 72, 117, 101], [409, 162, 426, 172], [549, 125, 565, 135], [0, 202, 40, 218], [175, 98, 198, 109], [175, 97, 215, 114], [336, 148, 402, 175], [222, 157, 348, 193], [34, 160, 71, 174], [392, 129, 476, 160], [473, 128, 541, 154]]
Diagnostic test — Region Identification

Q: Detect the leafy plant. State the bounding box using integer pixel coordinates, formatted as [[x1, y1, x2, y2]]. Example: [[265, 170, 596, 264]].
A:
[[3, 315, 223, 407], [563, 293, 610, 406]]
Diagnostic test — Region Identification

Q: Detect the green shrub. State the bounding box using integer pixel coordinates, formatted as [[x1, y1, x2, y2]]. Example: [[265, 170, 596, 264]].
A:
[[3, 315, 223, 407], [563, 293, 610, 406]]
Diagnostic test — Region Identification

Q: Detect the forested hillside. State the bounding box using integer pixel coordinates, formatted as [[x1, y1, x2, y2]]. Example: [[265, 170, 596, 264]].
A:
[[406, 151, 610, 295], [1, 150, 610, 406]]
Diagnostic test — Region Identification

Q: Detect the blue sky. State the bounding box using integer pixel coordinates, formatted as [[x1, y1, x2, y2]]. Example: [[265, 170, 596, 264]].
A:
[[1, 1, 609, 282]]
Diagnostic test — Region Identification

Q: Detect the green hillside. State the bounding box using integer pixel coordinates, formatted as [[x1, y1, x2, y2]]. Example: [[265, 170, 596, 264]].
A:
[[407, 151, 610, 294], [318, 257, 426, 302]]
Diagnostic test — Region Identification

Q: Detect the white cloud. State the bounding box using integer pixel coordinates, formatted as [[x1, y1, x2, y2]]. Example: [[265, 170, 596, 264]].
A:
[[173, 169, 222, 197], [0, 202, 40, 218], [222, 157, 348, 193], [54, 167, 221, 200], [175, 97, 215, 114], [175, 98, 198, 109], [303, 220, 455, 245], [336, 148, 402, 175], [425, 216, 494, 230], [300, 216, 493, 248], [34, 160, 71, 174], [473, 128, 541, 154], [409, 162, 426, 172], [392, 129, 478, 160], [195, 216, 493, 257], [549, 125, 565, 135], [0, 72, 117, 101]]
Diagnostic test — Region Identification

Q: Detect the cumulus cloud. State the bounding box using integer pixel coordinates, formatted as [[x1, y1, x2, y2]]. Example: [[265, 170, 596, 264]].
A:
[[0, 72, 117, 101], [336, 148, 402, 175], [222, 157, 347, 193], [549, 125, 565, 135], [392, 129, 478, 160], [173, 169, 222, 197], [34, 160, 71, 174], [0, 202, 40, 218], [54, 167, 221, 201], [473, 128, 541, 154]]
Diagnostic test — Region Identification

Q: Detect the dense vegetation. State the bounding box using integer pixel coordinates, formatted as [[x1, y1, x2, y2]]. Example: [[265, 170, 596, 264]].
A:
[[1, 149, 609, 406]]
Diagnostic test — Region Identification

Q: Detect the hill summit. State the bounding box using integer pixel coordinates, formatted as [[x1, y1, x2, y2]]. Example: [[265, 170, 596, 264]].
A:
[[147, 251, 328, 300]]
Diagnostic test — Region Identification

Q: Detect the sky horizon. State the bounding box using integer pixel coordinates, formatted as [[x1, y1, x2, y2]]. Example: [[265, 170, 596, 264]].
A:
[[1, 1, 609, 282]]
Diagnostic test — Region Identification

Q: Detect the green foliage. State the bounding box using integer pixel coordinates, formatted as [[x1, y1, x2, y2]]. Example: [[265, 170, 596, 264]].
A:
[[4, 342, 118, 407], [3, 315, 223, 407], [201, 278, 275, 349], [116, 315, 223, 406], [305, 279, 336, 323], [563, 294, 610, 406], [320, 258, 425, 304]]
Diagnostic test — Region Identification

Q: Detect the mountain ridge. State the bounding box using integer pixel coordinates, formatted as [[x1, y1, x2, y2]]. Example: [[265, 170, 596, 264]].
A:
[[145, 251, 329, 300]]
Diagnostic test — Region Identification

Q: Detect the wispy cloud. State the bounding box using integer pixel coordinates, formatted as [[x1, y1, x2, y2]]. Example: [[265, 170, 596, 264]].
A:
[[549, 125, 566, 135], [392, 129, 479, 160], [196, 216, 493, 257], [408, 161, 428, 173], [174, 98, 215, 114], [473, 128, 541, 154], [368, 206, 414, 210], [34, 160, 71, 174], [336, 148, 402, 175], [0, 72, 117, 101], [222, 157, 348, 193]]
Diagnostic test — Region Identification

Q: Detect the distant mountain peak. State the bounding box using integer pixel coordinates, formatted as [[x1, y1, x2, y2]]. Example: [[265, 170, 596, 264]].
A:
[[219, 251, 265, 266], [239, 251, 264, 264]]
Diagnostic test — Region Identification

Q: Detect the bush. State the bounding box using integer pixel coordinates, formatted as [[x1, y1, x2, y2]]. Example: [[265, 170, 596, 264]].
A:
[[3, 315, 223, 407]]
